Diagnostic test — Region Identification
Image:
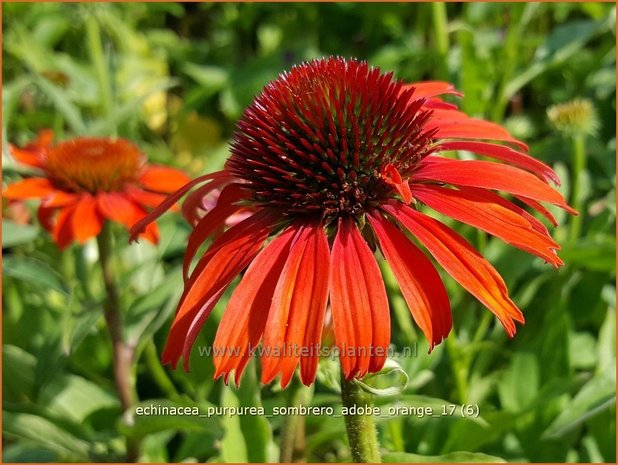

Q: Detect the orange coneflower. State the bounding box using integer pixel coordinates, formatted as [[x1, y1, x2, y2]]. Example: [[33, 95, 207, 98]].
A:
[[4, 131, 189, 247], [132, 57, 575, 387]]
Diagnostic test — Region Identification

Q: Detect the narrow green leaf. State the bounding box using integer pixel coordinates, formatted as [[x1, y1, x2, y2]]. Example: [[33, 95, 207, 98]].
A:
[[119, 398, 221, 439], [2, 411, 90, 460], [3, 256, 69, 295], [543, 367, 616, 439], [2, 220, 40, 248]]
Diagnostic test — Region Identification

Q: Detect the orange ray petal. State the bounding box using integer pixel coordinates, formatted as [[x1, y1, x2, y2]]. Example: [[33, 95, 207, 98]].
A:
[[425, 111, 528, 151], [52, 205, 76, 249], [162, 209, 278, 370], [402, 81, 463, 99], [10, 145, 44, 168], [126, 188, 168, 209], [3, 178, 56, 200], [213, 227, 297, 386], [414, 157, 575, 213], [72, 194, 104, 244], [383, 201, 525, 337], [182, 184, 248, 282], [129, 171, 230, 242], [138, 165, 191, 193], [367, 210, 451, 351], [330, 217, 389, 380], [437, 140, 560, 185], [261, 221, 330, 387], [411, 184, 563, 267], [514, 195, 559, 227]]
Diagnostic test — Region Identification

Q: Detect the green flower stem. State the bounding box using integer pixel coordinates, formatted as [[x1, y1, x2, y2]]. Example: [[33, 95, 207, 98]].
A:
[[570, 133, 586, 242], [96, 223, 140, 462], [431, 2, 449, 80], [279, 377, 311, 462], [340, 373, 381, 463]]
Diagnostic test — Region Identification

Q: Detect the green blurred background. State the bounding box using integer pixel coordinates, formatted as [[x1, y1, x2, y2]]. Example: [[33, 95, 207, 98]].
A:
[[2, 2, 616, 463]]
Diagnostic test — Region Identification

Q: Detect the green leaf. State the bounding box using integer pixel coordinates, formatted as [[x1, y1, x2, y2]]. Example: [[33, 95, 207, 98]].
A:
[[559, 236, 616, 272], [183, 63, 229, 96], [598, 308, 616, 371], [383, 451, 506, 463], [34, 76, 86, 134], [233, 360, 275, 462], [88, 79, 178, 136], [220, 386, 248, 463], [119, 398, 221, 439], [2, 411, 90, 460], [2, 443, 57, 462], [38, 374, 118, 423], [2, 255, 69, 295], [124, 273, 181, 348], [543, 367, 616, 439], [498, 352, 539, 411], [504, 19, 608, 102], [355, 358, 409, 397], [2, 220, 39, 248], [2, 345, 36, 403]]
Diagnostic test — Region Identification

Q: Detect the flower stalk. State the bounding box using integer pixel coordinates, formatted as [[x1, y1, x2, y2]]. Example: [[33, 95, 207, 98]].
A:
[[340, 373, 381, 463], [431, 2, 449, 80], [279, 378, 310, 462], [96, 223, 140, 462], [569, 133, 586, 242]]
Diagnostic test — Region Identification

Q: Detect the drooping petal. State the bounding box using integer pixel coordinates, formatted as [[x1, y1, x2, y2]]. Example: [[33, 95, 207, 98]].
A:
[[138, 165, 191, 193], [96, 192, 159, 243], [72, 194, 104, 244], [261, 221, 330, 387], [162, 209, 279, 370], [182, 184, 248, 282], [514, 195, 559, 227], [421, 98, 459, 111], [10, 145, 44, 168], [52, 205, 76, 249], [383, 201, 525, 337], [37, 205, 55, 232], [129, 171, 231, 242], [413, 157, 575, 213], [181, 177, 235, 226], [9, 129, 54, 168], [213, 227, 297, 385], [96, 192, 139, 227], [437, 140, 560, 185], [3, 178, 56, 200], [126, 187, 168, 209], [425, 110, 528, 151], [41, 191, 79, 208], [367, 210, 451, 350], [457, 186, 551, 236], [402, 81, 463, 99], [330, 217, 389, 379], [411, 184, 563, 267]]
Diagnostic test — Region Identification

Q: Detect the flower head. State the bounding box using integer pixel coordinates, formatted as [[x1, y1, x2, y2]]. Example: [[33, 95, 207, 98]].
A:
[[132, 57, 575, 387], [4, 132, 189, 248], [547, 98, 599, 136]]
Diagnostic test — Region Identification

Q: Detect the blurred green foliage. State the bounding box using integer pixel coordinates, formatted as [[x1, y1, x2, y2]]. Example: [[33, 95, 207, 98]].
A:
[[2, 2, 616, 463]]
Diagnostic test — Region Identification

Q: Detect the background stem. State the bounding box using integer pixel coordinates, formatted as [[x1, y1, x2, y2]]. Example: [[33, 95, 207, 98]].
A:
[[96, 224, 140, 462], [279, 377, 310, 462], [569, 133, 586, 242], [430, 2, 449, 80], [340, 373, 381, 463]]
